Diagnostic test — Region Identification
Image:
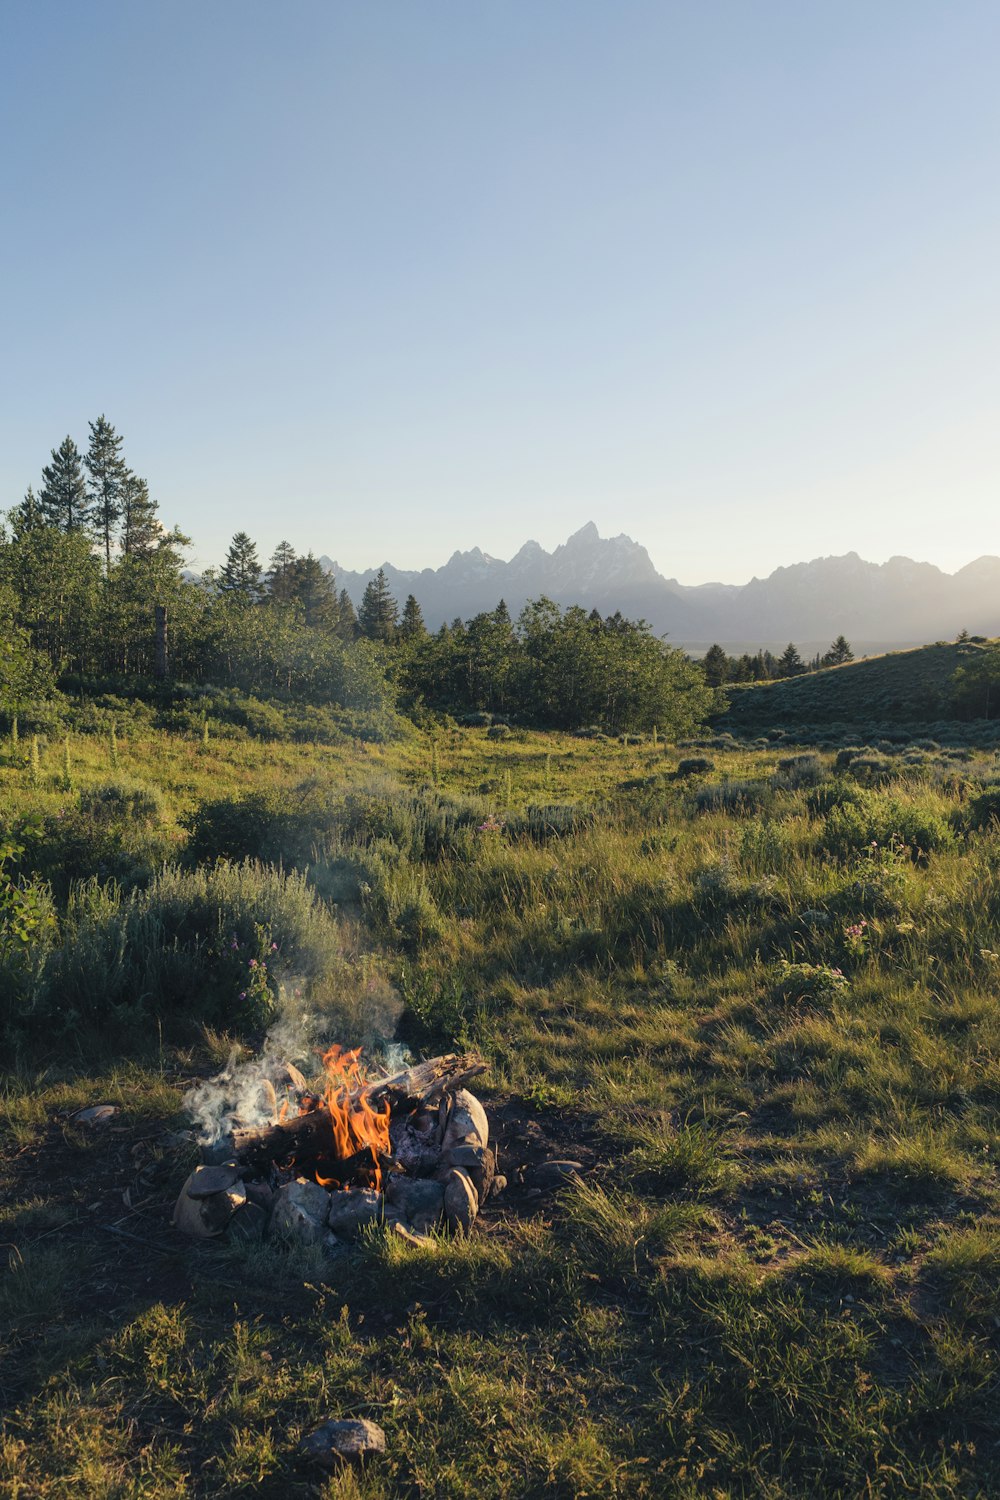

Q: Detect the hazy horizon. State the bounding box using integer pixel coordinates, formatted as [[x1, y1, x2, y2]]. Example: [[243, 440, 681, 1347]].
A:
[[311, 524, 1000, 591], [2, 2, 998, 584]]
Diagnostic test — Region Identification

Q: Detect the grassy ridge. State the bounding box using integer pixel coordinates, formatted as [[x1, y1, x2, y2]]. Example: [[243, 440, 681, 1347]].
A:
[[4, 726, 1000, 1494], [715, 639, 995, 737]]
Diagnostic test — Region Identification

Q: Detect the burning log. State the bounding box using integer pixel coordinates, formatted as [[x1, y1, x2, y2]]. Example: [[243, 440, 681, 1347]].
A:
[[230, 1107, 341, 1167], [228, 1053, 486, 1169]]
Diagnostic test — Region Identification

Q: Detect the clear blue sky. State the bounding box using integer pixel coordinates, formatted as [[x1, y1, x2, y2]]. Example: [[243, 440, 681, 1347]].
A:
[[2, 2, 998, 583]]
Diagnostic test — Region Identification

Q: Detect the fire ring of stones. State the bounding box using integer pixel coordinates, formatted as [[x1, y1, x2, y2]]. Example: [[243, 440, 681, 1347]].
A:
[[173, 1052, 499, 1250]]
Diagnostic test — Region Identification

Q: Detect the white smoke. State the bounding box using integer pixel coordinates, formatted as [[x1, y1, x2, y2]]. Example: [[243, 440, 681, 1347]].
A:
[[183, 982, 412, 1147]]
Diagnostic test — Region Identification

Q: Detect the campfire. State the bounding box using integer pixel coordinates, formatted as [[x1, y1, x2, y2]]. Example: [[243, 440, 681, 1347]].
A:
[[173, 1051, 498, 1247]]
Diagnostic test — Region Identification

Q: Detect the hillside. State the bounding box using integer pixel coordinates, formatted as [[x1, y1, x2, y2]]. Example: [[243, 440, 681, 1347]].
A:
[[714, 639, 994, 734]]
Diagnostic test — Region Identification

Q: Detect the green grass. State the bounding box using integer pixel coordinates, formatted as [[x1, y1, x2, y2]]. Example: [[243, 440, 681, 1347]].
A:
[[4, 723, 1000, 1493]]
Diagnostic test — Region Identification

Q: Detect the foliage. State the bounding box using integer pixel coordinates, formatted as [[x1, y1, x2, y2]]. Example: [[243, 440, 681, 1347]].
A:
[[821, 790, 953, 862], [31, 862, 342, 1040]]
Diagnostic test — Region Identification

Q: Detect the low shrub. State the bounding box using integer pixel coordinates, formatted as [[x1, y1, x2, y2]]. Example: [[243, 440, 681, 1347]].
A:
[[693, 779, 771, 816], [821, 791, 953, 862], [676, 756, 714, 776], [966, 782, 1000, 830], [40, 862, 342, 1038], [844, 754, 898, 787], [772, 753, 825, 790], [78, 779, 164, 827], [806, 779, 861, 817], [9, 802, 170, 900]]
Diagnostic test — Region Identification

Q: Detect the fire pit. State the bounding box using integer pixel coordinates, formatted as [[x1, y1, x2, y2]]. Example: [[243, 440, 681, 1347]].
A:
[[173, 1050, 498, 1248]]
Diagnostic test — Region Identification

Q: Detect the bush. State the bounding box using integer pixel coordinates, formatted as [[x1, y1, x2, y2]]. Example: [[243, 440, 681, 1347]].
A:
[[486, 723, 511, 740], [183, 789, 298, 866], [676, 757, 714, 776], [9, 801, 170, 900], [692, 779, 771, 816], [806, 780, 861, 817], [40, 862, 342, 1038], [966, 783, 1000, 830], [844, 754, 898, 787], [821, 791, 953, 863], [0, 854, 58, 1039], [772, 753, 825, 790], [78, 779, 164, 827]]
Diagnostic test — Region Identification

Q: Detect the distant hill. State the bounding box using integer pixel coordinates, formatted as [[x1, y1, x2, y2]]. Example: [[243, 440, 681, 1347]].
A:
[[714, 640, 994, 735], [320, 526, 1000, 649]]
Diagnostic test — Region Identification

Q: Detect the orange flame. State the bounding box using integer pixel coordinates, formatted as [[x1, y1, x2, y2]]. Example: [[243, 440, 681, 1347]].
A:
[[301, 1045, 391, 1190]]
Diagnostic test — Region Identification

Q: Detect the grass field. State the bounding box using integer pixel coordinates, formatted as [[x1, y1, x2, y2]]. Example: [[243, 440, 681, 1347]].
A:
[[4, 722, 1000, 1496]]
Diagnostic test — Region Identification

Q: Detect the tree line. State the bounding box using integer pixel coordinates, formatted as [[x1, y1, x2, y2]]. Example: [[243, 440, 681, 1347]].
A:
[[0, 422, 713, 735], [700, 636, 854, 686]]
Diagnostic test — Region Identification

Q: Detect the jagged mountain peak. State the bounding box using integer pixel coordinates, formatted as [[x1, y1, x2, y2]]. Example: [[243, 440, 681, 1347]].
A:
[[316, 530, 1000, 650]]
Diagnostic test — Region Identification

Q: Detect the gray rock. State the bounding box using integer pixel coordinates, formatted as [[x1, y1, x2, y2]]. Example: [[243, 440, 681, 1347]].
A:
[[442, 1089, 489, 1153], [531, 1159, 584, 1188], [385, 1176, 445, 1233], [72, 1104, 118, 1127], [444, 1167, 478, 1233], [185, 1163, 241, 1198], [172, 1172, 246, 1238], [298, 1418, 386, 1468], [270, 1179, 332, 1245], [327, 1188, 383, 1240], [444, 1143, 496, 1202]]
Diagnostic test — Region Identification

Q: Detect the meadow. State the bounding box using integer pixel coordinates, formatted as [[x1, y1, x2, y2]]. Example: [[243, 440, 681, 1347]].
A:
[[4, 716, 1000, 1496]]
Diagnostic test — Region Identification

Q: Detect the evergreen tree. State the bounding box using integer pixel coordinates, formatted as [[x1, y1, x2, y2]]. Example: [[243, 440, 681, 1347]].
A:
[[777, 642, 806, 678], [265, 540, 298, 604], [120, 472, 161, 558], [39, 436, 90, 532], [291, 553, 340, 632], [702, 643, 730, 687], [358, 568, 399, 641], [85, 415, 127, 570], [11, 486, 42, 534], [823, 634, 854, 666], [338, 588, 358, 640], [399, 594, 427, 640], [218, 531, 262, 603]]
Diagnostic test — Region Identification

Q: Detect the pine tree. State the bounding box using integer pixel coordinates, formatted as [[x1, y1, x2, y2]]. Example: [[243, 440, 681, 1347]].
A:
[[11, 486, 42, 534], [777, 642, 806, 678], [702, 643, 730, 687], [399, 594, 427, 640], [292, 553, 340, 632], [120, 473, 161, 558], [218, 532, 262, 603], [358, 568, 399, 641], [85, 415, 127, 570], [265, 540, 298, 604], [338, 589, 358, 640], [39, 436, 90, 532], [823, 634, 854, 666]]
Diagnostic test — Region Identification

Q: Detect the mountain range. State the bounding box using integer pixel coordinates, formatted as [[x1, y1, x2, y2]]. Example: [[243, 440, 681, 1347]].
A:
[[320, 524, 1000, 653]]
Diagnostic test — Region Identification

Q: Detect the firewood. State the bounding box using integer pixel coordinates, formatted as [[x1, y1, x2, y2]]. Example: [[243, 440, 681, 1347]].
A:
[[230, 1108, 339, 1166], [362, 1053, 487, 1110], [227, 1054, 486, 1166]]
